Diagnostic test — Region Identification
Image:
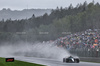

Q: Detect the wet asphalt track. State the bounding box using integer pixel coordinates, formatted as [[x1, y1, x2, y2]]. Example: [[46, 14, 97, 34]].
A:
[[14, 56, 100, 66]]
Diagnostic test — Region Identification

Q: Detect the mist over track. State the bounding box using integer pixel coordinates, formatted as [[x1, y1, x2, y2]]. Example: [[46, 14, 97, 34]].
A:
[[0, 42, 71, 61]]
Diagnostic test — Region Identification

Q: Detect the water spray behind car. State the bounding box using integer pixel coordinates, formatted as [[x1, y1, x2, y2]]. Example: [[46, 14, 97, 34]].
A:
[[0, 41, 78, 61]]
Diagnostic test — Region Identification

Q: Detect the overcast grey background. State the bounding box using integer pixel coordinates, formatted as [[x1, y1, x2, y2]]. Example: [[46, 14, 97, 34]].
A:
[[0, 0, 100, 10]]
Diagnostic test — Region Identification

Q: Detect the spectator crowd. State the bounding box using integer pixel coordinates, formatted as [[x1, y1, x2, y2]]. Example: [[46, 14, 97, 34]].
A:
[[56, 29, 100, 51]]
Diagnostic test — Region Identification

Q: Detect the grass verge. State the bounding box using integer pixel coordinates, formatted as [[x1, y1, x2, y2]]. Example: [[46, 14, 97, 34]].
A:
[[0, 57, 45, 66]]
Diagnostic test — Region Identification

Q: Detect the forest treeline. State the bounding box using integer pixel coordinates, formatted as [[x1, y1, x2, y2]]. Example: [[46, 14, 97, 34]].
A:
[[0, 1, 100, 43]]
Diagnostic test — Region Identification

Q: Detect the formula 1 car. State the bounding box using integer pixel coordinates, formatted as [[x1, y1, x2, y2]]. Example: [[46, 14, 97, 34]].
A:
[[63, 56, 80, 63]]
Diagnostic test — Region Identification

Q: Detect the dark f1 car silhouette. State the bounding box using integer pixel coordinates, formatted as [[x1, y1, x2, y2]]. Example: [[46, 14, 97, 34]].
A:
[[63, 56, 80, 63]]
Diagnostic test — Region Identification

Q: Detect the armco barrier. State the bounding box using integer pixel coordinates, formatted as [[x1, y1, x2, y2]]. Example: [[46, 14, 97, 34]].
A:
[[80, 57, 100, 63]]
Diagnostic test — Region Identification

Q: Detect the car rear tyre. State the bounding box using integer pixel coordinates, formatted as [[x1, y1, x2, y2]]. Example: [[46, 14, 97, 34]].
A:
[[63, 58, 66, 62]]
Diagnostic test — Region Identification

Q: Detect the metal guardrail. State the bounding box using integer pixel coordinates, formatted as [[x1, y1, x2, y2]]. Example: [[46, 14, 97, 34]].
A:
[[80, 57, 100, 63]]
